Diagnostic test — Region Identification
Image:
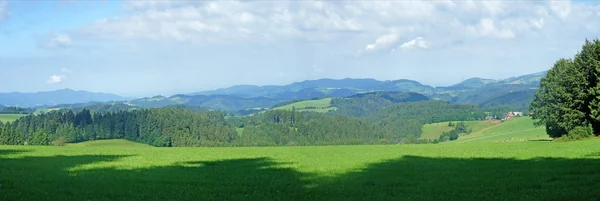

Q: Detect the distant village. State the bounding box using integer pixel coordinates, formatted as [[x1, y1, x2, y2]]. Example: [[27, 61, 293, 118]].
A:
[[485, 111, 524, 121]]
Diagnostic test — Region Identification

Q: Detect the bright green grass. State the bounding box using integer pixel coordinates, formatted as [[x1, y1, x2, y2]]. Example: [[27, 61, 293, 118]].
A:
[[0, 114, 27, 123], [420, 120, 500, 140], [272, 98, 337, 113], [2, 139, 600, 200], [452, 117, 548, 143]]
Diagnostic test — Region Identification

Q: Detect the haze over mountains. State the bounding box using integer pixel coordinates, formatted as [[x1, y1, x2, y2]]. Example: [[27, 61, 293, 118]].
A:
[[0, 71, 547, 111], [0, 89, 127, 107]]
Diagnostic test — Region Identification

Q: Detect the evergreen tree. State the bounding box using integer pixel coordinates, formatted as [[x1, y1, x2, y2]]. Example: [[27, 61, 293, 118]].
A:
[[530, 39, 600, 137]]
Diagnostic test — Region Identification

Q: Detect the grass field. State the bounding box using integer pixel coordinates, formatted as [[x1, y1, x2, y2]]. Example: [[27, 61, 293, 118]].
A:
[[420, 120, 501, 140], [451, 117, 548, 143], [272, 98, 337, 113], [2, 139, 600, 200], [0, 114, 27, 123]]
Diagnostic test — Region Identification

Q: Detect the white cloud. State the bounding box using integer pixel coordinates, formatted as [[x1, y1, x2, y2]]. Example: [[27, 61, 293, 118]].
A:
[[0, 1, 8, 21], [549, 1, 572, 20], [61, 0, 598, 47], [469, 18, 516, 39], [47, 68, 71, 84], [47, 75, 65, 84], [365, 33, 400, 52], [40, 33, 75, 49], [396, 37, 429, 52]]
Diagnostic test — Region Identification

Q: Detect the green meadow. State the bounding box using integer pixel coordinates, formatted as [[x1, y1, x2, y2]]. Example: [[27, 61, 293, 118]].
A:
[[272, 98, 337, 113], [452, 117, 549, 143], [2, 139, 600, 200], [0, 114, 27, 123], [420, 120, 500, 140]]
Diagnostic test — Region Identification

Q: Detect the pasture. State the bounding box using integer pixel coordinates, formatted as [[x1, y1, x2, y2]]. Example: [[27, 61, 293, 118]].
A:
[[452, 117, 549, 143], [272, 98, 337, 113], [2, 139, 600, 200], [0, 114, 27, 123], [420, 120, 500, 140]]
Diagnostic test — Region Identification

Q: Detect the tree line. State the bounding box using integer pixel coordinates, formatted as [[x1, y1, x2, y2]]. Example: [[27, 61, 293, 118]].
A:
[[0, 100, 506, 147]]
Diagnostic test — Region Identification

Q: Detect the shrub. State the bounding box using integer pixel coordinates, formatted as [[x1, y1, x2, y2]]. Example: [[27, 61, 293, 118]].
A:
[[52, 137, 66, 146], [557, 126, 593, 141]]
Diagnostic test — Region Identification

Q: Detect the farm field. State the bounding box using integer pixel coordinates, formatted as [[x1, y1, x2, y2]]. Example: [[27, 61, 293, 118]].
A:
[[2, 139, 600, 200], [0, 114, 27, 123], [272, 98, 337, 113], [420, 120, 501, 140], [451, 117, 548, 143]]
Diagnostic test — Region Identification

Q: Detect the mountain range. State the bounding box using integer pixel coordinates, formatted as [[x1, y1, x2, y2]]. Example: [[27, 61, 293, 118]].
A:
[[0, 71, 547, 112], [0, 89, 126, 107]]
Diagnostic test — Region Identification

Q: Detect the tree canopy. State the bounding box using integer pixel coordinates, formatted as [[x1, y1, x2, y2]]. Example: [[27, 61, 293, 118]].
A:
[[530, 39, 600, 137]]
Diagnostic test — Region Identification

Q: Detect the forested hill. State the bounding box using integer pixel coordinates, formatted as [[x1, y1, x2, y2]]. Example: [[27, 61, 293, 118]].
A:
[[0, 100, 510, 147], [1, 71, 545, 113], [127, 71, 545, 112], [191, 71, 546, 98]]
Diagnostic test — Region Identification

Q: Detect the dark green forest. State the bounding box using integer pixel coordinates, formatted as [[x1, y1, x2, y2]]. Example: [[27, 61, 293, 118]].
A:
[[0, 106, 34, 114], [0, 100, 509, 147]]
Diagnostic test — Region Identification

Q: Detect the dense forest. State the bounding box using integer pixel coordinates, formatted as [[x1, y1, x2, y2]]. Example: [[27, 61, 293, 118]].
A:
[[0, 106, 34, 114], [0, 100, 510, 147]]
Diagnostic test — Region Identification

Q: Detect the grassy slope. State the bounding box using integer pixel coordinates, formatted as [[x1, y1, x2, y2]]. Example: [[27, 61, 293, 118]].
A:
[[451, 117, 548, 143], [0, 114, 27, 123], [1, 139, 600, 200], [272, 98, 337, 113], [421, 120, 501, 140]]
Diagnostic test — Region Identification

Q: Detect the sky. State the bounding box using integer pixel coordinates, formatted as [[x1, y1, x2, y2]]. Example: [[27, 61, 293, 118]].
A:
[[1, 0, 599, 97]]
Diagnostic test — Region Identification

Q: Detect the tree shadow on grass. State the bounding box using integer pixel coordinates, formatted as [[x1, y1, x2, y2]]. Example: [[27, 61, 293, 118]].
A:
[[0, 155, 312, 201], [316, 156, 600, 200], [1, 154, 600, 201], [0, 149, 30, 156]]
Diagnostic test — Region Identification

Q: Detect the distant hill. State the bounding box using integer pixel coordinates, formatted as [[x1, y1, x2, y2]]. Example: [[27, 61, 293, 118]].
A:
[[191, 78, 435, 98], [438, 78, 498, 91], [130, 94, 279, 112], [0, 89, 127, 107], [7, 71, 547, 113], [264, 91, 429, 116], [496, 71, 547, 85], [449, 83, 538, 109], [348, 91, 429, 103], [479, 90, 537, 110], [189, 71, 547, 99]]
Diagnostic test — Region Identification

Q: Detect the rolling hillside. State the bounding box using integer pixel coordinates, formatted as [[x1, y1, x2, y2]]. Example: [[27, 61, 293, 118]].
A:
[[420, 120, 501, 140], [271, 98, 336, 113], [451, 117, 548, 143], [10, 71, 546, 113]]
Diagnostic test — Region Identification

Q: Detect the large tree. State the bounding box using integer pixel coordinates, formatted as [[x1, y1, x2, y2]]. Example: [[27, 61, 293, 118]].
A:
[[530, 39, 600, 137]]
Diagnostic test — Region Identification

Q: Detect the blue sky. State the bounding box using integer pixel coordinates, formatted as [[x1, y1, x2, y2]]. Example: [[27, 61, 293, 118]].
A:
[[1, 0, 599, 97]]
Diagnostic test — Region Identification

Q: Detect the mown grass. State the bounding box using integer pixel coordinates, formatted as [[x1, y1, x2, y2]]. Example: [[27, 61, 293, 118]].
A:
[[0, 114, 27, 123], [2, 139, 600, 200], [421, 120, 500, 140], [272, 98, 337, 113], [452, 117, 548, 143]]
